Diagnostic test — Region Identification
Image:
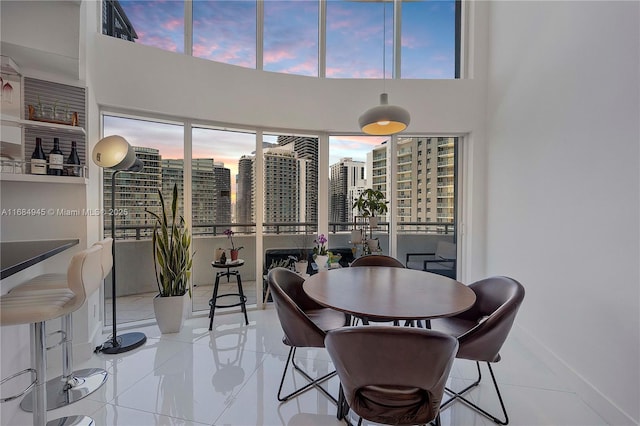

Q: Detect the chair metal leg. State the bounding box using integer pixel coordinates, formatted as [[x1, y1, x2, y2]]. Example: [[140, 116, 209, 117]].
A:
[[440, 361, 509, 425], [277, 347, 337, 403]]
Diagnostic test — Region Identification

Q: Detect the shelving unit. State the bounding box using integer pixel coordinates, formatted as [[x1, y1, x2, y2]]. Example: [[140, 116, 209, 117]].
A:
[[0, 72, 87, 183]]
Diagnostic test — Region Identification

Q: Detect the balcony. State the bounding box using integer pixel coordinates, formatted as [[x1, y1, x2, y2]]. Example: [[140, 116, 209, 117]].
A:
[[105, 222, 455, 326]]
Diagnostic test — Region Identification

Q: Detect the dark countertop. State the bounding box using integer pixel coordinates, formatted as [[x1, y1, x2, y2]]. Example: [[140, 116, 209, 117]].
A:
[[0, 239, 79, 280]]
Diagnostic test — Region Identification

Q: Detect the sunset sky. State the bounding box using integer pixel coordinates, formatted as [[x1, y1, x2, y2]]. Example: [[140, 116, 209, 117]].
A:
[[106, 1, 453, 202]]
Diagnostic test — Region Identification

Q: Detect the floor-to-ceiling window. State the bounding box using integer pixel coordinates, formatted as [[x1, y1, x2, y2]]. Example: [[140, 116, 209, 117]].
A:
[[190, 127, 257, 312], [396, 136, 458, 277], [328, 135, 389, 253], [102, 114, 185, 325], [100, 112, 460, 325]]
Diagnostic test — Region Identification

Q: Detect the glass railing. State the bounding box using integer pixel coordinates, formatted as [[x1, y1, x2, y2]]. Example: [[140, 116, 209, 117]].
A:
[[106, 221, 455, 326]]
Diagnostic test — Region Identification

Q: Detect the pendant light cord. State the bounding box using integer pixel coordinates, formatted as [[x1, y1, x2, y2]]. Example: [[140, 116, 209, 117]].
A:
[[383, 1, 386, 93]]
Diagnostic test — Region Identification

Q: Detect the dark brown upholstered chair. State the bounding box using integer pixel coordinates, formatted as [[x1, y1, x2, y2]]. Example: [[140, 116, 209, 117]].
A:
[[431, 276, 525, 425], [325, 326, 458, 426], [267, 267, 349, 403], [350, 254, 405, 326], [350, 254, 405, 268]]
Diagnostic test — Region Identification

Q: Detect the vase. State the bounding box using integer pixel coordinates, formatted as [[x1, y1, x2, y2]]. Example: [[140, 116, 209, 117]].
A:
[[214, 248, 225, 263], [315, 255, 329, 270], [295, 260, 308, 274], [230, 249, 239, 261], [153, 293, 187, 333]]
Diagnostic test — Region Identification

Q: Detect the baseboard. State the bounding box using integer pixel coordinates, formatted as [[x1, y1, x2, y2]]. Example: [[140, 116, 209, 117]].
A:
[[515, 324, 638, 426]]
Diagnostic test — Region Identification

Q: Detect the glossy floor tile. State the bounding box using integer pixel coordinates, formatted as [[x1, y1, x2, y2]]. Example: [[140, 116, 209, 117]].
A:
[[2, 307, 608, 426]]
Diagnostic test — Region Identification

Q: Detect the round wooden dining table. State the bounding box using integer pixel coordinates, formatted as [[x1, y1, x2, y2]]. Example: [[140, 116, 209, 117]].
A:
[[302, 266, 476, 322]]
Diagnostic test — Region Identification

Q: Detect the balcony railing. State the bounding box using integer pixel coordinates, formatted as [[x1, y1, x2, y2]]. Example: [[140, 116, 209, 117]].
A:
[[107, 221, 454, 241]]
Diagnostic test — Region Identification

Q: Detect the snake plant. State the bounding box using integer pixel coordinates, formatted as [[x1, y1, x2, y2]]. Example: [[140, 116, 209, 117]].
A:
[[146, 184, 193, 297]]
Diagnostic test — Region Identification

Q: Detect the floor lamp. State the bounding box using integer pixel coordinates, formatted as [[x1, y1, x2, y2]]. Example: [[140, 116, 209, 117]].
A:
[[93, 135, 147, 354]]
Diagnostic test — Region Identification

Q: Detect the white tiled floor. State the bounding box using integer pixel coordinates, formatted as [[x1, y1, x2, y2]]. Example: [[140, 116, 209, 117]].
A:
[[3, 307, 608, 426]]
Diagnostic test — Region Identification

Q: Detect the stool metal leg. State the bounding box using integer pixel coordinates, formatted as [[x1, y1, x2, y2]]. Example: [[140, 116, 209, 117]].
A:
[[30, 322, 96, 426], [209, 274, 222, 330], [32, 322, 46, 426], [235, 273, 249, 325], [20, 314, 108, 412]]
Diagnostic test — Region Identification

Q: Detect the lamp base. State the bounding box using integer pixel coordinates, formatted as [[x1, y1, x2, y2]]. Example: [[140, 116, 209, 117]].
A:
[[97, 332, 146, 354]]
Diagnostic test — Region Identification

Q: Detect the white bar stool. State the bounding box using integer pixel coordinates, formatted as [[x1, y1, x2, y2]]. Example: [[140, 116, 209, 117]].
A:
[[1, 246, 102, 425], [8, 243, 107, 413]]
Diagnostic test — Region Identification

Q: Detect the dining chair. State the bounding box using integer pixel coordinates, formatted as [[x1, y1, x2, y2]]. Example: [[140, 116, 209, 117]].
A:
[[350, 254, 405, 326], [431, 276, 525, 425], [325, 326, 458, 426], [350, 254, 405, 268], [267, 267, 350, 403]]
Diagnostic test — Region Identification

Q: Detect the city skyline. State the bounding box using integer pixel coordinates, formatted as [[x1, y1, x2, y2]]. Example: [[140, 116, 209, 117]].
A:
[[103, 114, 388, 204]]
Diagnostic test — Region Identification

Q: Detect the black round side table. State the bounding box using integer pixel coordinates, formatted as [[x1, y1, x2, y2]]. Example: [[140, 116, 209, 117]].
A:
[[209, 260, 249, 330]]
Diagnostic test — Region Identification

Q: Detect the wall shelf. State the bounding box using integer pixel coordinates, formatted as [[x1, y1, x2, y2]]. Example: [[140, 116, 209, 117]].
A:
[[0, 173, 87, 184], [1, 116, 86, 135]]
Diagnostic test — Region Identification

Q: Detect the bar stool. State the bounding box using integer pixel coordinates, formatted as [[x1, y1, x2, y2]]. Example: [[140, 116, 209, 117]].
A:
[[0, 245, 102, 426], [209, 259, 249, 330], [8, 243, 107, 412]]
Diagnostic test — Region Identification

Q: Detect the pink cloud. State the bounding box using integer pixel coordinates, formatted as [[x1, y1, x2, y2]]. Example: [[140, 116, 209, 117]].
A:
[[263, 49, 296, 65], [163, 18, 182, 32]]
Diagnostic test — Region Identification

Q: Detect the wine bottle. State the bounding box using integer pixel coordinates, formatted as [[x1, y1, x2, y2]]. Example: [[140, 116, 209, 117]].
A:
[[48, 137, 64, 176], [65, 140, 81, 176], [30, 137, 47, 175]]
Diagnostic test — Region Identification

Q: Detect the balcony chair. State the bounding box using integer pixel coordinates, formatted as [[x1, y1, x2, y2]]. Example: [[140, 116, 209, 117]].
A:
[[406, 240, 457, 279], [8, 242, 110, 412], [1, 245, 103, 426], [431, 276, 525, 425], [325, 326, 458, 426], [267, 267, 350, 403], [350, 254, 405, 326]]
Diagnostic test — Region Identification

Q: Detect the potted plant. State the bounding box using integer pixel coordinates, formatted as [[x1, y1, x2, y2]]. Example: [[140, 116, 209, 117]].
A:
[[294, 232, 312, 274], [146, 183, 193, 333], [313, 233, 329, 270], [223, 229, 243, 261], [353, 188, 389, 228]]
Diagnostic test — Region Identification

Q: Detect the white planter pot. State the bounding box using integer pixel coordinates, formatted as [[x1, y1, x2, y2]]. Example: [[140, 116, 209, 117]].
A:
[[369, 216, 379, 228], [153, 293, 187, 334], [315, 255, 329, 270], [295, 260, 308, 274]]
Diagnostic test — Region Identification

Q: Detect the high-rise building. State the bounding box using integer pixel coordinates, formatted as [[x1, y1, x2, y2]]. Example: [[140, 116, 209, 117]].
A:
[[191, 158, 216, 229], [277, 136, 318, 223], [368, 137, 456, 230], [162, 158, 231, 232], [104, 146, 161, 238], [213, 161, 231, 225], [236, 155, 253, 225], [330, 157, 366, 226], [262, 146, 299, 227]]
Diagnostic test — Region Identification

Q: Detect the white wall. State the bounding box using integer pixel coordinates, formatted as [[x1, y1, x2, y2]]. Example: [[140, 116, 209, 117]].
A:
[[485, 1, 639, 424]]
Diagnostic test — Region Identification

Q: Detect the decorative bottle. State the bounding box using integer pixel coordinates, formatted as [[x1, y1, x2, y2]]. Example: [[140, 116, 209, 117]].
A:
[[48, 137, 64, 176], [65, 140, 81, 176], [30, 137, 47, 175]]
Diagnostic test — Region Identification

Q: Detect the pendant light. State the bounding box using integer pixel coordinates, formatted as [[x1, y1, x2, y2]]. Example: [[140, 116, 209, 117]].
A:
[[359, 2, 410, 135]]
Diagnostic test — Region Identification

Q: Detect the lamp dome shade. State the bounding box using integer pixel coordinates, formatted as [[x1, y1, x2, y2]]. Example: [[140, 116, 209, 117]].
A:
[[92, 135, 138, 170], [359, 93, 410, 135]]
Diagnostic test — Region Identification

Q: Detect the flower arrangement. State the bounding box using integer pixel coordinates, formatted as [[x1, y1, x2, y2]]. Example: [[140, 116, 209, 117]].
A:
[[223, 229, 243, 252], [313, 233, 328, 256]]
